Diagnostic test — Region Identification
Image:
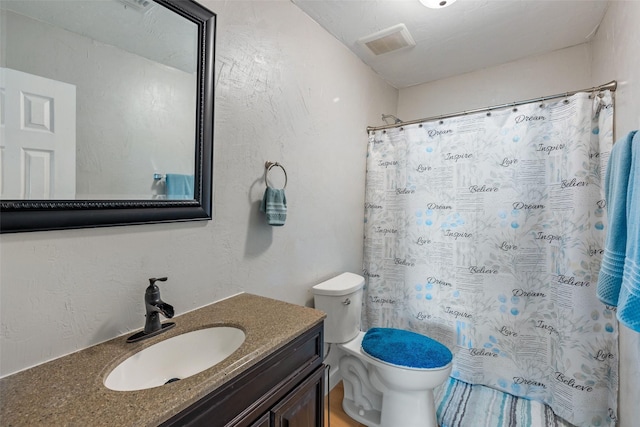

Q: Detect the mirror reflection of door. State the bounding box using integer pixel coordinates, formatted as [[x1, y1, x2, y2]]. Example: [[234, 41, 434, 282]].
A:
[[1, 67, 76, 199]]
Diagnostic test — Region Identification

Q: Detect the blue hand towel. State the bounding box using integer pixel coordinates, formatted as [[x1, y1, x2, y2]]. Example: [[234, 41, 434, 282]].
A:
[[617, 131, 640, 331], [166, 174, 194, 200], [260, 187, 287, 226]]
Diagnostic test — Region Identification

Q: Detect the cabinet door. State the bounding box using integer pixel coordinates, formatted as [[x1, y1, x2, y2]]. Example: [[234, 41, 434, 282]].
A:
[[249, 413, 270, 427], [271, 367, 324, 427]]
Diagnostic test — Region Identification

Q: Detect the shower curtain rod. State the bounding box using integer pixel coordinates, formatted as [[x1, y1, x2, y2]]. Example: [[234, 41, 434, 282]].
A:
[[367, 80, 617, 132]]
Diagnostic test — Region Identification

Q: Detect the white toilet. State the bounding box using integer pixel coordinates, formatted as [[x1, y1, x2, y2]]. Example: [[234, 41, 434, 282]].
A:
[[312, 272, 452, 427]]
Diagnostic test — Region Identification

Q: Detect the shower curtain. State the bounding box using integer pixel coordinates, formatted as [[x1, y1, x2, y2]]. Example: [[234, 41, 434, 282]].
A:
[[363, 91, 617, 427]]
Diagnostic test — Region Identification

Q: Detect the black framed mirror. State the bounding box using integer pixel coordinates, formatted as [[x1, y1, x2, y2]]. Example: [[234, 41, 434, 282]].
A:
[[0, 0, 215, 233]]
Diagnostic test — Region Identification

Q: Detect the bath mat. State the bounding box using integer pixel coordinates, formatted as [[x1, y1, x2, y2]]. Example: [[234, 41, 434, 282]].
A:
[[435, 377, 576, 427]]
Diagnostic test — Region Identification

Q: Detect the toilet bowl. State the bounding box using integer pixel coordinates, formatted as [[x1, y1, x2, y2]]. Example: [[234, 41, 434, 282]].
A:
[[312, 273, 453, 427]]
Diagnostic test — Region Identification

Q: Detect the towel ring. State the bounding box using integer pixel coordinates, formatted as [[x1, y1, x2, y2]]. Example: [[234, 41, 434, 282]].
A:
[[264, 161, 288, 189]]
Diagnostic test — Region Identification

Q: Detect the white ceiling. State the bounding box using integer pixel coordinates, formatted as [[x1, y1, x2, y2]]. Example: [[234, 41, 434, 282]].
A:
[[292, 0, 611, 89]]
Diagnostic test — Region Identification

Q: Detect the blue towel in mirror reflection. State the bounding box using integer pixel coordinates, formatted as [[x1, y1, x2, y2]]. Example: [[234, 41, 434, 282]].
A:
[[166, 174, 194, 200]]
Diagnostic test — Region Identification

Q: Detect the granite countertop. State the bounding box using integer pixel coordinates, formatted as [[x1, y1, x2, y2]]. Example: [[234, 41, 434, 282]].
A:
[[0, 293, 325, 427]]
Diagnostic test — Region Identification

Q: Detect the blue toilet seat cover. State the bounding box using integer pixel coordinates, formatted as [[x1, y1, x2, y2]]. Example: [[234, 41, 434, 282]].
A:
[[361, 327, 453, 369]]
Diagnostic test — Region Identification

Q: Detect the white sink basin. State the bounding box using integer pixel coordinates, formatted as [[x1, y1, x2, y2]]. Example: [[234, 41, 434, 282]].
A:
[[104, 326, 245, 391]]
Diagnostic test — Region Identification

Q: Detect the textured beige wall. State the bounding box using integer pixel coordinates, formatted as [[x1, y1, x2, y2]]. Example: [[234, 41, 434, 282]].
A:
[[397, 43, 592, 122]]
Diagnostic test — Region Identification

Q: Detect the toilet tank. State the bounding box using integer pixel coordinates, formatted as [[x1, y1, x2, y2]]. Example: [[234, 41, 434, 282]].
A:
[[312, 273, 364, 344]]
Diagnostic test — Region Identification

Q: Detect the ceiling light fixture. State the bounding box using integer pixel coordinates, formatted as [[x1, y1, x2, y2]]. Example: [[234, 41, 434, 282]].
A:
[[420, 0, 457, 9]]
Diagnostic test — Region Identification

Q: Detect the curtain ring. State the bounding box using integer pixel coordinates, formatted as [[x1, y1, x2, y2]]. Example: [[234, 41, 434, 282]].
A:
[[265, 161, 288, 189]]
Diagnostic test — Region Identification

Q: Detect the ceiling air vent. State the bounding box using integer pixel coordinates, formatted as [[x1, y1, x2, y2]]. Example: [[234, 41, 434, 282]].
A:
[[358, 24, 416, 56]]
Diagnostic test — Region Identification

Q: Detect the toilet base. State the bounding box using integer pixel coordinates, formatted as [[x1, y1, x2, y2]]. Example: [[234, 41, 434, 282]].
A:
[[378, 387, 438, 427], [342, 397, 381, 427], [342, 387, 439, 427]]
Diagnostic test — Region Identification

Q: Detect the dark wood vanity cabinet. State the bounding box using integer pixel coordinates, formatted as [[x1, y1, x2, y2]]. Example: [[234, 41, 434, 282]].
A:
[[269, 366, 324, 426], [161, 322, 325, 427]]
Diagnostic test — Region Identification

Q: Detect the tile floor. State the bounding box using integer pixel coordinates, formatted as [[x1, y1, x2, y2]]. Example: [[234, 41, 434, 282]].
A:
[[324, 381, 366, 427]]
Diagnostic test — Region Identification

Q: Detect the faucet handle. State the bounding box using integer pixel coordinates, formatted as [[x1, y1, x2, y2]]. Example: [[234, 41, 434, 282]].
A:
[[149, 277, 168, 286]]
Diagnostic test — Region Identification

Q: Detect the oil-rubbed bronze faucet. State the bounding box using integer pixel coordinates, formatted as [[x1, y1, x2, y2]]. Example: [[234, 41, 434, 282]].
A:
[[126, 277, 175, 343], [144, 277, 174, 333]]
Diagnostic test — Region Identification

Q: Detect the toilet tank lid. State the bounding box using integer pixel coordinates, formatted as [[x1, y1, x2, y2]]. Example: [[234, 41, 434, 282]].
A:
[[312, 272, 365, 296]]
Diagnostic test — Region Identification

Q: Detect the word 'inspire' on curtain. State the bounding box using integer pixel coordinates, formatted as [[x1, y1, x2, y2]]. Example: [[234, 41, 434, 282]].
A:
[[363, 91, 617, 427]]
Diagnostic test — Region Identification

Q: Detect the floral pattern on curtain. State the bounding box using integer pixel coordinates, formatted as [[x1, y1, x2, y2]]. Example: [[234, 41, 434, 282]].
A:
[[362, 92, 617, 426]]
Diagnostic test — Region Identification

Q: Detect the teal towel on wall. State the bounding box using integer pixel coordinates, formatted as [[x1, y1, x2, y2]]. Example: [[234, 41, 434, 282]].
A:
[[260, 187, 287, 226], [166, 174, 194, 200]]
